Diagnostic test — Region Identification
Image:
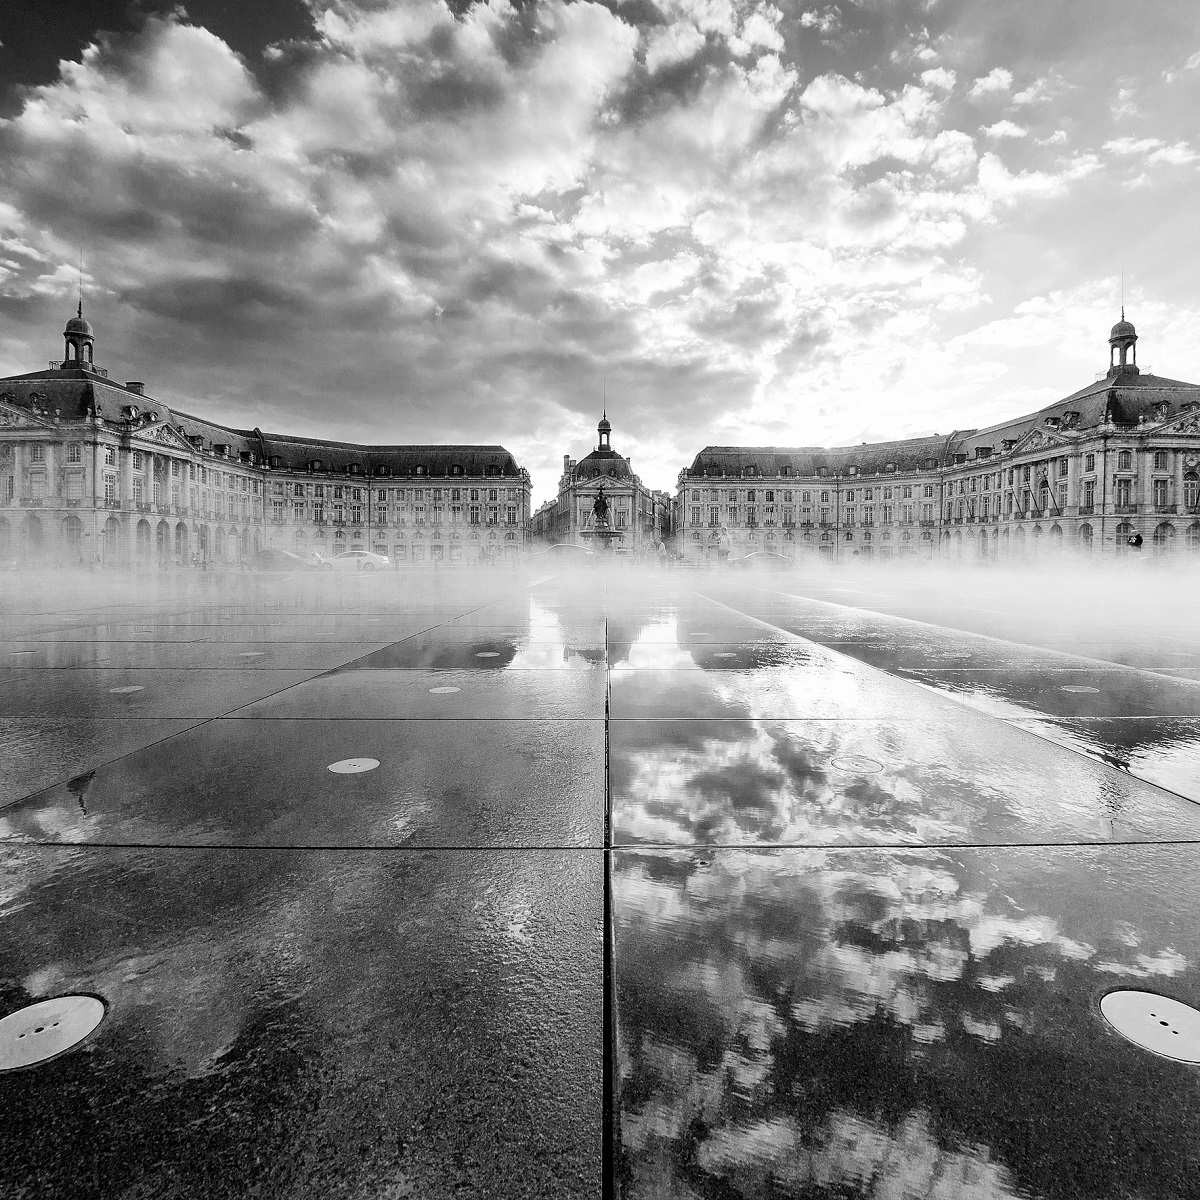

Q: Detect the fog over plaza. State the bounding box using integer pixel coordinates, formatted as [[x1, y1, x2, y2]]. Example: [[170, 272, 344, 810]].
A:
[[3, 0, 1200, 501]]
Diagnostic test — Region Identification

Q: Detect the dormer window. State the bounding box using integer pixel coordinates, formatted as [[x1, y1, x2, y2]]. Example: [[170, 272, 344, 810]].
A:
[[451, 464, 463, 476], [415, 465, 426, 476]]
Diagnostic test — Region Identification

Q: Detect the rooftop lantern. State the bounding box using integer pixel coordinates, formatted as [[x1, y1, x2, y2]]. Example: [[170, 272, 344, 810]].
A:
[[1108, 309, 1139, 378]]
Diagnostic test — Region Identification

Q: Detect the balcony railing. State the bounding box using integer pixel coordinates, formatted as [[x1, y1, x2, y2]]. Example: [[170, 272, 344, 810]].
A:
[[19, 497, 44, 506], [50, 360, 109, 377], [1114, 503, 1139, 514], [1155, 504, 1177, 514], [136, 502, 152, 512], [1078, 505, 1095, 515]]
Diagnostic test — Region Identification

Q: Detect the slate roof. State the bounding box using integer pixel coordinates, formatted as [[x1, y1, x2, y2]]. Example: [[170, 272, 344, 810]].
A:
[[688, 366, 1200, 477], [0, 367, 524, 476]]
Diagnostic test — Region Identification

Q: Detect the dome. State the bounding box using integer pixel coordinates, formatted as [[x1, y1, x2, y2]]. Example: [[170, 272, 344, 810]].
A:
[[598, 415, 612, 433], [1110, 317, 1136, 340], [65, 314, 93, 337]]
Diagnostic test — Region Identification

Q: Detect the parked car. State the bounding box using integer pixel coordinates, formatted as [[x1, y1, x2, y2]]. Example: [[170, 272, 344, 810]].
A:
[[251, 548, 325, 572], [733, 551, 792, 569], [327, 549, 390, 571]]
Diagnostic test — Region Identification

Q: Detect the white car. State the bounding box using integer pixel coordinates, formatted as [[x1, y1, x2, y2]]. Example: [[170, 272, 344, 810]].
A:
[[326, 549, 390, 571]]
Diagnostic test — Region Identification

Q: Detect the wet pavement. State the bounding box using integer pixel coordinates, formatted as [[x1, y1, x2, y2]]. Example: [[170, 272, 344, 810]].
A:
[[3, 567, 1200, 1198]]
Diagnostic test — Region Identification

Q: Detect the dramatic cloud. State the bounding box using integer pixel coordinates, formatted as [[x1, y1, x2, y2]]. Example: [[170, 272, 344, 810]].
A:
[[1, 0, 1199, 501]]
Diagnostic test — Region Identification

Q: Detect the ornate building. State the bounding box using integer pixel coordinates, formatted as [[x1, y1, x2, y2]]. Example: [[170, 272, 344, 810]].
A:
[[676, 314, 1200, 561], [0, 309, 531, 566], [530, 413, 670, 553]]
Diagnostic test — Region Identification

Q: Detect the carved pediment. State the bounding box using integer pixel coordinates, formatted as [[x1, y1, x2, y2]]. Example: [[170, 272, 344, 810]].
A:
[[0, 399, 57, 430], [1009, 427, 1067, 457], [1160, 413, 1200, 436], [131, 420, 195, 452]]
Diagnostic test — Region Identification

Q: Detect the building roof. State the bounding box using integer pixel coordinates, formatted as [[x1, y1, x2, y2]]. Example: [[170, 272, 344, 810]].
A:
[[688, 432, 965, 477], [0, 367, 524, 477], [687, 360, 1200, 478], [575, 446, 634, 479]]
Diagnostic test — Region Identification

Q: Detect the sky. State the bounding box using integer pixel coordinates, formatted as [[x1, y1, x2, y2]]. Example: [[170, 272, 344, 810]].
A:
[[1, 0, 1200, 504]]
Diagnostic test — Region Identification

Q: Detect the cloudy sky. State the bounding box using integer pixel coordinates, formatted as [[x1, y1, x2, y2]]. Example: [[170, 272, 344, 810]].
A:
[[2, 0, 1199, 502]]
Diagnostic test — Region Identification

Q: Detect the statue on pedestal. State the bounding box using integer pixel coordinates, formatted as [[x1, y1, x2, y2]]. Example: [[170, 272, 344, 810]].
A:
[[592, 484, 610, 527]]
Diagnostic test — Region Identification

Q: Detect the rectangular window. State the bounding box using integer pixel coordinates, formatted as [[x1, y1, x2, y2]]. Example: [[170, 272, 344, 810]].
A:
[[350, 505, 362, 524], [273, 501, 285, 520], [1058, 458, 1069, 478], [104, 446, 116, 466], [131, 450, 142, 470], [1153, 478, 1169, 507], [66, 475, 83, 500], [313, 503, 325, 522], [104, 476, 116, 504], [506, 505, 517, 525], [133, 480, 144, 502], [1154, 451, 1169, 470], [66, 443, 82, 464], [709, 506, 719, 526]]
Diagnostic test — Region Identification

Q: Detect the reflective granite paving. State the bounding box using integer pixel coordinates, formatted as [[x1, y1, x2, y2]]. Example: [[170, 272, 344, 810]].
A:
[[3, 568, 1200, 1199]]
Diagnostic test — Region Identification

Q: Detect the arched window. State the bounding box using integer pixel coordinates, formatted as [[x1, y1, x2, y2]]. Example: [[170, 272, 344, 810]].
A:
[[1117, 450, 1133, 470], [1184, 471, 1198, 511]]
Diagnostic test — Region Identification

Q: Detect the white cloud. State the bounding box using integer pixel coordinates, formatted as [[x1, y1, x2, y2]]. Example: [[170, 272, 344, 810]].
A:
[[644, 21, 706, 73], [967, 67, 1012, 99], [982, 120, 1027, 140], [799, 8, 841, 35], [919, 67, 956, 92]]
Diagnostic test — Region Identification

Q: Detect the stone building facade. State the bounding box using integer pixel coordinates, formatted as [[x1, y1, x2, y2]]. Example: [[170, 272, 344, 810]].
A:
[[530, 413, 671, 553], [0, 310, 531, 566], [676, 315, 1200, 561]]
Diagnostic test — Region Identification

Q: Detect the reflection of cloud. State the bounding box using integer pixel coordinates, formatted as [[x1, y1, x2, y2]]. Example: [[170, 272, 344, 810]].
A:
[[615, 845, 1194, 1196]]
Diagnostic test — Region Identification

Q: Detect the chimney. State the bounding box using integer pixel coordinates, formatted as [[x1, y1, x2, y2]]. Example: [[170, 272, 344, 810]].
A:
[[126, 381, 145, 395]]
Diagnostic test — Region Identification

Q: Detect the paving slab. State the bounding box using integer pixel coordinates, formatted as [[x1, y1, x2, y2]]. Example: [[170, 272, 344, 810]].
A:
[[906, 666, 1200, 719], [347, 639, 607, 670], [233, 668, 606, 720], [610, 716, 1200, 847], [609, 660, 941, 720], [0, 844, 601, 1199], [0, 718, 604, 848], [0, 669, 324, 719], [614, 843, 1200, 1200], [1, 640, 399, 670], [0, 717, 205, 809], [1008, 717, 1200, 804]]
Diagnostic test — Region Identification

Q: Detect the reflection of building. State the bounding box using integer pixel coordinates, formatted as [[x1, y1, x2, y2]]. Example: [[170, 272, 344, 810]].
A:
[[0, 309, 531, 565], [676, 315, 1200, 561], [531, 413, 671, 552]]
